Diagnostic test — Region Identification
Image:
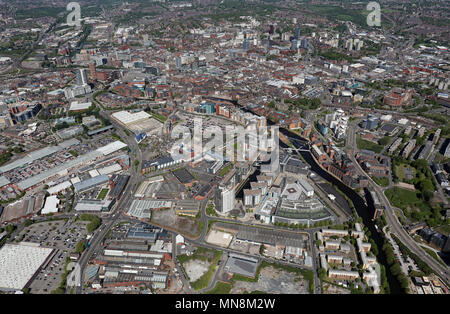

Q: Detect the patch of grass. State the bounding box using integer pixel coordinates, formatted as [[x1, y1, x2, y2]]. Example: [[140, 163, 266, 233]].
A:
[[190, 251, 222, 290], [384, 187, 433, 222], [76, 213, 102, 233], [384, 187, 420, 209], [218, 163, 234, 177], [204, 281, 232, 294], [150, 111, 167, 123], [231, 261, 314, 293], [97, 188, 109, 200], [206, 203, 217, 217], [371, 176, 389, 187], [178, 247, 222, 290], [356, 135, 383, 153], [420, 246, 446, 267], [434, 224, 450, 237]]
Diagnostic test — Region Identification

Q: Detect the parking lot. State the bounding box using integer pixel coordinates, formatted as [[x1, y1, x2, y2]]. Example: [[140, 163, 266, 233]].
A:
[[16, 218, 90, 293], [29, 249, 70, 294], [387, 232, 419, 274]]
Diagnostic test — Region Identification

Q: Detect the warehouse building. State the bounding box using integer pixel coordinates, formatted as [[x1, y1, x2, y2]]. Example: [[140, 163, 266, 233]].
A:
[[74, 199, 115, 212], [0, 243, 54, 291], [127, 200, 172, 219], [15, 141, 126, 191], [87, 125, 114, 136], [224, 253, 259, 278], [135, 176, 164, 198], [74, 174, 110, 193], [0, 138, 80, 174], [111, 110, 162, 134], [41, 195, 60, 215]]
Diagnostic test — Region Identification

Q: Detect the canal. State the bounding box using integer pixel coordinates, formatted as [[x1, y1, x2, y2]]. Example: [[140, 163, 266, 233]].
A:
[[278, 127, 403, 294], [234, 101, 403, 293]]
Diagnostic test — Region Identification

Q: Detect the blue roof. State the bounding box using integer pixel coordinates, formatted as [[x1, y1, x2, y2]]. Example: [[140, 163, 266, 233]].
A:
[[74, 174, 109, 193]]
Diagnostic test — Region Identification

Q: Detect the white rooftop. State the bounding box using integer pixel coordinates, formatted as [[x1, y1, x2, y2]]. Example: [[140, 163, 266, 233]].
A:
[[47, 181, 72, 194], [96, 141, 127, 155], [111, 110, 151, 125], [0, 243, 53, 291], [98, 163, 122, 175], [41, 195, 59, 215], [69, 101, 92, 111]]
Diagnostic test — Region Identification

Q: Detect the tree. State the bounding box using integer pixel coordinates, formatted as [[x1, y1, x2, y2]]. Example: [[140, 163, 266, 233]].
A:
[[75, 240, 86, 254], [318, 268, 327, 280], [259, 244, 265, 255], [5, 224, 15, 234], [423, 190, 434, 202], [23, 219, 33, 227], [13, 146, 24, 154]]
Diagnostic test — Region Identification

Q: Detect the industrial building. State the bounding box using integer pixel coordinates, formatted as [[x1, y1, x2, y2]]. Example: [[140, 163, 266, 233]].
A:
[[111, 110, 162, 134], [74, 174, 110, 193], [174, 200, 199, 217], [135, 176, 164, 198], [0, 194, 45, 224], [142, 156, 183, 173], [14, 141, 126, 191], [56, 125, 84, 139], [0, 243, 54, 291], [224, 253, 259, 278], [41, 195, 60, 215], [74, 199, 114, 212], [69, 101, 92, 112], [127, 200, 172, 219], [0, 138, 80, 174]]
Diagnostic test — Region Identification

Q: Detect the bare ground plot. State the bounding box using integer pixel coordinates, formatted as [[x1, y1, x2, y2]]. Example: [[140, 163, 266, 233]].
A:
[[151, 208, 200, 237], [21, 60, 42, 69], [184, 259, 210, 282], [205, 229, 233, 248], [230, 266, 309, 294], [229, 239, 261, 255], [322, 282, 351, 294]]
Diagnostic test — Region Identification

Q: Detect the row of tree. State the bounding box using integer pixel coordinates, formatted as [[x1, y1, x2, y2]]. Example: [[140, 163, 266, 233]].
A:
[[382, 239, 410, 293]]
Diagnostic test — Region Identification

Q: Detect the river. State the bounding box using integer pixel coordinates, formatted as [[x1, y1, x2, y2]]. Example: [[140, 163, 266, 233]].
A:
[[278, 127, 403, 294], [233, 102, 403, 293]]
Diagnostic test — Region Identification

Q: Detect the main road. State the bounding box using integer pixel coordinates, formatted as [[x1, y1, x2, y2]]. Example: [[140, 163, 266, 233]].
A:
[[346, 123, 450, 284], [74, 97, 144, 293]]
